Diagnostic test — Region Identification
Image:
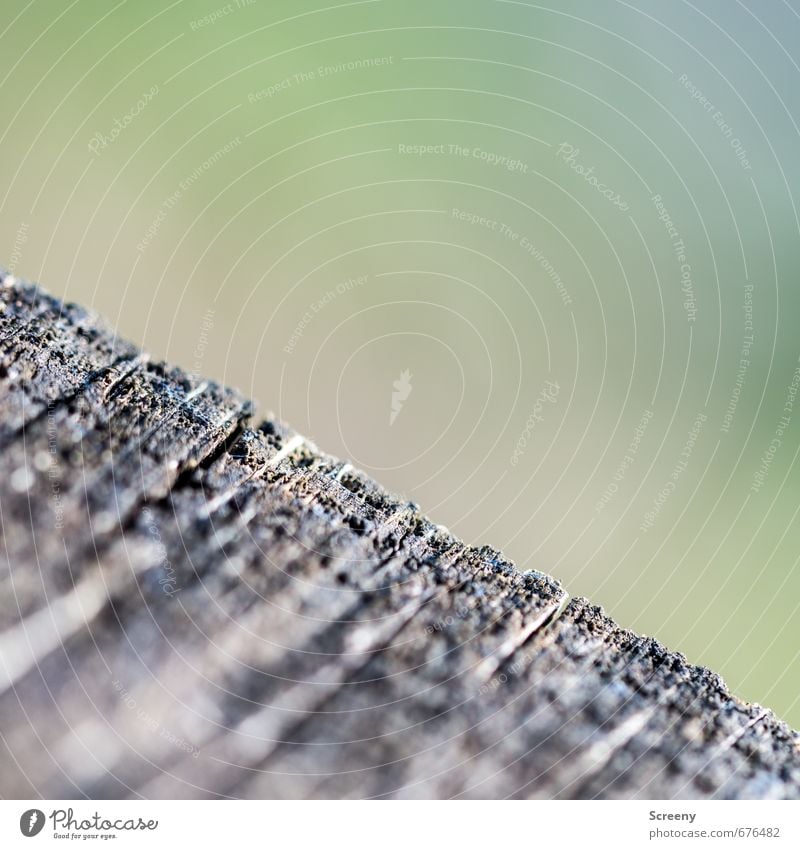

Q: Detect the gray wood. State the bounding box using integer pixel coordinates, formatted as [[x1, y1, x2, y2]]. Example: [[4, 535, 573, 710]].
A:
[[0, 269, 798, 799]]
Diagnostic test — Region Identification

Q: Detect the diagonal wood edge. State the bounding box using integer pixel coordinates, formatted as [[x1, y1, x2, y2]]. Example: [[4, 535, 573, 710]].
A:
[[0, 269, 798, 800]]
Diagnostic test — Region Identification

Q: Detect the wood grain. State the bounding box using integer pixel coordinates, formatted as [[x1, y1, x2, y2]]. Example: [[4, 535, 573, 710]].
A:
[[1, 270, 798, 799]]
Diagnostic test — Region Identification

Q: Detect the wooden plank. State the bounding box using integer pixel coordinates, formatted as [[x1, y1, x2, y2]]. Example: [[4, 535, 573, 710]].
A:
[[0, 270, 798, 799]]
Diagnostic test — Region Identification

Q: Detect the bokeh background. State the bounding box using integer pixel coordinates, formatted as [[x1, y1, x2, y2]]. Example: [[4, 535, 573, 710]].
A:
[[2, 0, 799, 726]]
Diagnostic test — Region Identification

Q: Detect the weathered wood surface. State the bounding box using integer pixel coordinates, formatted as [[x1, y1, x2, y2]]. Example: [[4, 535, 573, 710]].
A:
[[0, 270, 798, 800]]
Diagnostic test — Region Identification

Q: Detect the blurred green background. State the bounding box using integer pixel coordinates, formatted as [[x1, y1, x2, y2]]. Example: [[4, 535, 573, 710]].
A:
[[2, 0, 799, 725]]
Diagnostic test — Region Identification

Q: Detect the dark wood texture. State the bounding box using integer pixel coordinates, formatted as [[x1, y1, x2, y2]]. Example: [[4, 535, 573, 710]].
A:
[[0, 270, 798, 799]]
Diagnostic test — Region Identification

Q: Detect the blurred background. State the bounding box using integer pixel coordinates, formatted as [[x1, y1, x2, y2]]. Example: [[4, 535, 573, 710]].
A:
[[2, 0, 799, 726]]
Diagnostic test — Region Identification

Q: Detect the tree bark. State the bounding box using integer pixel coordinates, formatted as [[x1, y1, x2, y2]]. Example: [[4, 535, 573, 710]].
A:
[[0, 270, 798, 799]]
